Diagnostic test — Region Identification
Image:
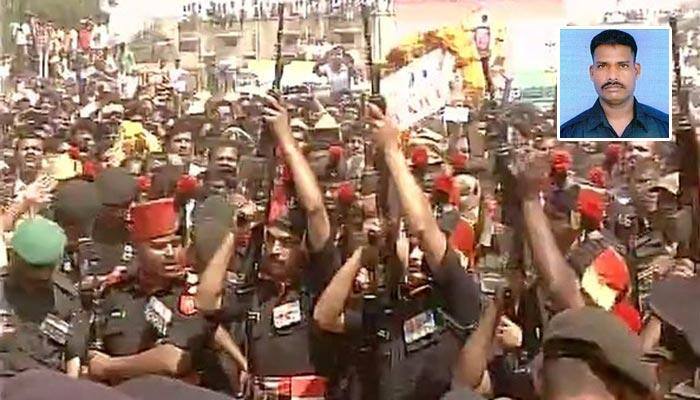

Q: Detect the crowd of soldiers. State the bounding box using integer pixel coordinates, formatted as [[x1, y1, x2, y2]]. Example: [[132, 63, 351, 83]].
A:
[[0, 8, 699, 400]]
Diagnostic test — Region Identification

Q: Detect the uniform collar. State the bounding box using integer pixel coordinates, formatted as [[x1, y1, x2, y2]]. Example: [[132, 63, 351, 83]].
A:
[[586, 97, 649, 134]]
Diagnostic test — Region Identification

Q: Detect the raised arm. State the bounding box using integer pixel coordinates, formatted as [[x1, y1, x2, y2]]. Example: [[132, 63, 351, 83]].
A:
[[516, 155, 584, 311], [313, 247, 363, 333], [195, 232, 235, 313], [366, 104, 447, 270], [263, 94, 330, 251], [452, 299, 500, 390]]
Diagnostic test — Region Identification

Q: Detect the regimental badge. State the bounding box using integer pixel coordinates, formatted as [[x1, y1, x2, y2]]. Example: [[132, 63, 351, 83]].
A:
[[178, 294, 197, 316], [272, 300, 302, 330], [144, 297, 172, 336]]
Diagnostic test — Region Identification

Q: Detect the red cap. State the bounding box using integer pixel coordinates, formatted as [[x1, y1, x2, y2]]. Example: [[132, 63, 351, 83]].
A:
[[129, 198, 178, 242], [176, 175, 198, 197], [588, 166, 606, 188], [328, 145, 344, 165], [336, 182, 356, 206], [577, 188, 605, 226], [433, 173, 454, 196], [591, 247, 629, 292], [411, 146, 429, 170], [551, 150, 572, 174], [450, 152, 468, 170], [137, 175, 152, 193]]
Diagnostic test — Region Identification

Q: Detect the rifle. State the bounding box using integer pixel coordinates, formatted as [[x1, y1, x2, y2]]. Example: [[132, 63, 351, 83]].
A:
[[272, 2, 286, 91], [361, 3, 385, 113]]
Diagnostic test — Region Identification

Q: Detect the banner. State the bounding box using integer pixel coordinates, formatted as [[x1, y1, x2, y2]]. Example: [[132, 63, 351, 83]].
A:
[[381, 49, 456, 130]]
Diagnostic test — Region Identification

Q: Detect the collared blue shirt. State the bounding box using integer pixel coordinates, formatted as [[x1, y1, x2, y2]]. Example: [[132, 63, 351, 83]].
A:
[[560, 98, 669, 140]]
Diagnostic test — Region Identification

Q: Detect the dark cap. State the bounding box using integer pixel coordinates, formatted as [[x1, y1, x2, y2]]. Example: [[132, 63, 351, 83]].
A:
[[543, 306, 654, 392], [54, 180, 101, 233], [95, 167, 138, 206], [3, 369, 134, 400], [116, 375, 230, 400], [648, 276, 700, 358]]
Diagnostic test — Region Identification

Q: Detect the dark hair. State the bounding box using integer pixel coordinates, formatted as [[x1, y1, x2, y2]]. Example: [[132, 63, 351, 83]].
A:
[[590, 29, 637, 61]]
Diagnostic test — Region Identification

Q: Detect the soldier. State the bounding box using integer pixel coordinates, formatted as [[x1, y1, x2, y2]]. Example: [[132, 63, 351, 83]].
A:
[[85, 197, 210, 384], [0, 217, 84, 378], [92, 168, 139, 272], [312, 104, 482, 399], [196, 93, 340, 399], [52, 180, 102, 280]]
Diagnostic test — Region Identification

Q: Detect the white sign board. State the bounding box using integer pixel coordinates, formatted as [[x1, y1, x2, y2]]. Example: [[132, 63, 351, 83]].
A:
[[381, 49, 456, 130], [442, 106, 470, 123]]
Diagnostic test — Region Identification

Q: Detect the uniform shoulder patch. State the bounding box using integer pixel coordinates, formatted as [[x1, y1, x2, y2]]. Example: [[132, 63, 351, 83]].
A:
[[178, 293, 197, 316]]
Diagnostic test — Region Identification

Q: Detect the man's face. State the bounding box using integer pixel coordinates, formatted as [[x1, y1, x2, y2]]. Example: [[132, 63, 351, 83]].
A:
[[624, 141, 654, 170], [137, 234, 186, 282], [16, 138, 44, 173], [632, 165, 659, 213], [213, 146, 238, 176], [261, 227, 304, 283], [590, 44, 640, 106], [206, 178, 228, 198], [535, 137, 557, 155], [16, 263, 55, 293], [348, 136, 364, 157], [168, 131, 193, 158], [74, 130, 96, 154]]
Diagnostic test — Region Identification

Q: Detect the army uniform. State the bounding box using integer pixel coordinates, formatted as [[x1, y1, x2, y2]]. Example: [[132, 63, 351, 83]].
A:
[[212, 239, 341, 399], [90, 281, 209, 360], [0, 218, 84, 376], [344, 248, 481, 400], [75, 197, 211, 384]]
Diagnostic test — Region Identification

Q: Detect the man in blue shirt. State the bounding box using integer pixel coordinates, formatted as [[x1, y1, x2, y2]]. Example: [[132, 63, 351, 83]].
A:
[[560, 29, 669, 140]]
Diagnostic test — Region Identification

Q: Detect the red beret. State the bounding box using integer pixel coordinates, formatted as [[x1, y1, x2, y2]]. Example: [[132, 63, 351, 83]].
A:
[[336, 182, 356, 206], [411, 146, 429, 170], [551, 150, 572, 174], [577, 188, 605, 226], [129, 198, 178, 242], [588, 166, 606, 188], [434, 173, 454, 196], [176, 175, 199, 197]]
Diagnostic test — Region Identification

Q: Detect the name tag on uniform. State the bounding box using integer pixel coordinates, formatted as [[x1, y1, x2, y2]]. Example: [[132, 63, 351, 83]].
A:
[[39, 313, 72, 345], [403, 310, 437, 345], [145, 297, 172, 336], [272, 300, 302, 330]]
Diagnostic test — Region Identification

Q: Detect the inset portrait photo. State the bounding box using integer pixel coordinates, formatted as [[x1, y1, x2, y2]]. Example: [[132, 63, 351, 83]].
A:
[[558, 27, 671, 141]]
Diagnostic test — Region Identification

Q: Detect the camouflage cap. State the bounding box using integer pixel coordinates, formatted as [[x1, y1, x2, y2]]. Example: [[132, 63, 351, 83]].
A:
[[11, 217, 67, 267]]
